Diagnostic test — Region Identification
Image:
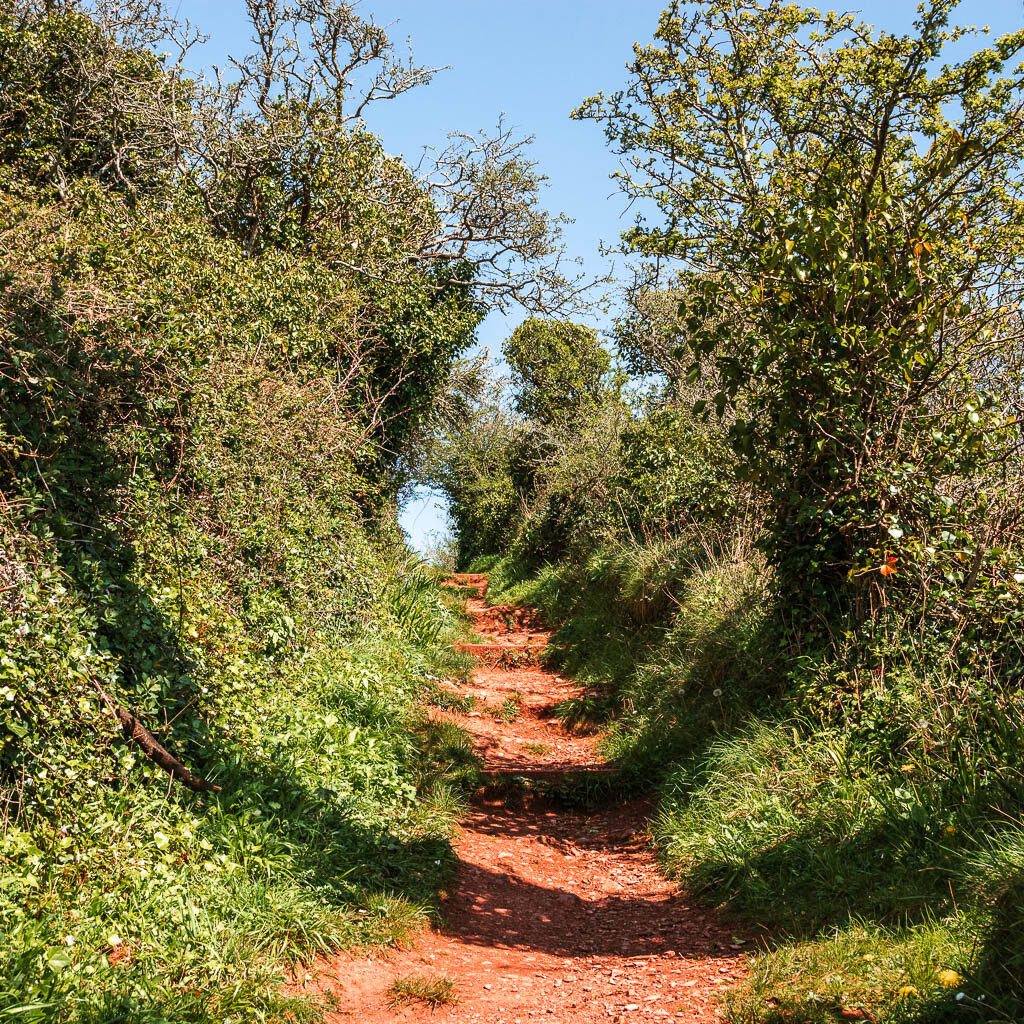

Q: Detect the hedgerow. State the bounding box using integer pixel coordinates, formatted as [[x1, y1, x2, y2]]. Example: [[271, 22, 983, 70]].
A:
[[0, 0, 587, 1018]]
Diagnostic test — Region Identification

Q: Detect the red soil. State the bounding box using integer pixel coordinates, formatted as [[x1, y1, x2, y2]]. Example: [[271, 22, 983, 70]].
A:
[[294, 579, 747, 1022]]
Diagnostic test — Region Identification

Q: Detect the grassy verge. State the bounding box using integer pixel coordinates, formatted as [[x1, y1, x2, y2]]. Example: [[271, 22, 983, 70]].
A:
[[1, 560, 479, 1023]]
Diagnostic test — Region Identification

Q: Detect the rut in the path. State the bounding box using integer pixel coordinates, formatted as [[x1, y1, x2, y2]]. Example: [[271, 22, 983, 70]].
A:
[[295, 574, 746, 1023]]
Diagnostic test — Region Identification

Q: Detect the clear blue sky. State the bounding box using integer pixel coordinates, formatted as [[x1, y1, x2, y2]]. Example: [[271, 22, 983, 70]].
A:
[[174, 0, 1021, 553]]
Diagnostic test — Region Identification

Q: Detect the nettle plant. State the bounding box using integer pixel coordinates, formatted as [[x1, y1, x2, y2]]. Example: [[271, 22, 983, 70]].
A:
[[578, 1, 1024, 646]]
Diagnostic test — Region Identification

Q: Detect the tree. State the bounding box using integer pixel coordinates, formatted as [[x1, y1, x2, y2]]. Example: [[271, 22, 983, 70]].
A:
[[0, 0, 196, 196], [503, 318, 614, 425], [183, 0, 600, 313], [576, 0, 1024, 620], [2, 0, 599, 317], [1, 0, 615, 493]]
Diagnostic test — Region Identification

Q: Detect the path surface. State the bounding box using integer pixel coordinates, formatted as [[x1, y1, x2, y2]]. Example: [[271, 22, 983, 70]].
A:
[[299, 575, 746, 1023]]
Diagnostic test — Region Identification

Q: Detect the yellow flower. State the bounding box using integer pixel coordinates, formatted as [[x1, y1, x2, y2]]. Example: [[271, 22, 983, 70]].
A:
[[898, 985, 920, 999], [937, 970, 962, 987], [945, 825, 957, 835]]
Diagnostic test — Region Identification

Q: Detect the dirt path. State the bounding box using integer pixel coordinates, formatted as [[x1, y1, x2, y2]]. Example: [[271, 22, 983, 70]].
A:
[[299, 574, 746, 1023]]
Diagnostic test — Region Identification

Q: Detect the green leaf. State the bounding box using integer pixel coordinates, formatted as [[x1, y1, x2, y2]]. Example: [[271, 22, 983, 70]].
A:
[[45, 950, 72, 972]]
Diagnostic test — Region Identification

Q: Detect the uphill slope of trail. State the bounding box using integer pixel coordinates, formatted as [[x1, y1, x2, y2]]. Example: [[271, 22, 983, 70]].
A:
[[297, 574, 746, 1023]]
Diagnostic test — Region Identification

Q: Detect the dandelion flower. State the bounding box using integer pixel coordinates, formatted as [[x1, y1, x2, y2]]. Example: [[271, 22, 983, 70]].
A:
[[937, 970, 961, 987], [898, 985, 919, 999]]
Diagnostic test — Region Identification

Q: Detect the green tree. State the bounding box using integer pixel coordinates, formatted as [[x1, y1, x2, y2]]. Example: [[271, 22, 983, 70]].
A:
[[503, 318, 614, 424], [577, 1, 1024, 622], [0, 2, 185, 197]]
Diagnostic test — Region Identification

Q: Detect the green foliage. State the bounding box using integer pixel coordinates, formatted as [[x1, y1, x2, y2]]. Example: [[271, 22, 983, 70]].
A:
[[612, 406, 742, 541], [503, 317, 614, 424], [432, 384, 634, 568], [488, 692, 523, 723], [964, 826, 1024, 1012], [424, 403, 540, 566], [0, 220, 477, 1012], [725, 921, 970, 1024], [427, 686, 477, 714], [387, 973, 459, 1008], [577, 0, 1024, 622], [521, 742, 551, 756], [427, 319, 631, 568], [0, 556, 471, 1022], [0, 3, 495, 1020], [0, 6, 176, 196]]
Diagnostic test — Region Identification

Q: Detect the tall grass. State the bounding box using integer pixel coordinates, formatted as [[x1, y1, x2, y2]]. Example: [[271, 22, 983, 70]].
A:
[[479, 539, 1024, 1023], [0, 561, 477, 1024]]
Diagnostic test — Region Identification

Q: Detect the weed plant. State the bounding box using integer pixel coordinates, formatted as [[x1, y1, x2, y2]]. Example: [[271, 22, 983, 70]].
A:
[[522, 742, 551, 756], [386, 973, 459, 1008], [428, 686, 478, 714], [490, 692, 524, 723]]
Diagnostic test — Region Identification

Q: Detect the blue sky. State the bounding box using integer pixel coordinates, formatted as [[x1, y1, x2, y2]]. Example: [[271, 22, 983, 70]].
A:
[[174, 0, 1021, 552]]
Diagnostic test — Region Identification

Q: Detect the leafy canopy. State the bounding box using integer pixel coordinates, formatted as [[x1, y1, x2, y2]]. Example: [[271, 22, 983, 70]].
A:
[[576, 0, 1024, 614], [503, 318, 614, 425]]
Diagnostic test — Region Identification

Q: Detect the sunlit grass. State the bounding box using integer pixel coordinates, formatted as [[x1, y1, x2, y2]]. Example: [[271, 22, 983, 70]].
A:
[[387, 973, 459, 1009]]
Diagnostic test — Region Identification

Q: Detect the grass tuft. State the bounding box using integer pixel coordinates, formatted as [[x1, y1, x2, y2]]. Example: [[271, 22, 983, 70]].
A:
[[522, 742, 551, 755], [487, 691, 524, 723], [386, 973, 459, 1009], [428, 686, 478, 714]]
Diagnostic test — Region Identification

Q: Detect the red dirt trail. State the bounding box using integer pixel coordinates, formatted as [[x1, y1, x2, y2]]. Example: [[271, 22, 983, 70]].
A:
[[296, 574, 747, 1022]]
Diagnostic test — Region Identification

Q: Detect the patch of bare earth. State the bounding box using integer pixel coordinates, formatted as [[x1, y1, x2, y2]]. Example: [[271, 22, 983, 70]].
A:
[[292, 574, 747, 1023]]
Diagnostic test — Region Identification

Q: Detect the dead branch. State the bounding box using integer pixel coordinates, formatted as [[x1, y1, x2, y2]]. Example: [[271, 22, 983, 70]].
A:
[[90, 679, 221, 793]]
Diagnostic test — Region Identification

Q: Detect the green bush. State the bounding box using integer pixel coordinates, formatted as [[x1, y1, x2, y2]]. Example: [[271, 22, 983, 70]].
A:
[[612, 406, 742, 542]]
